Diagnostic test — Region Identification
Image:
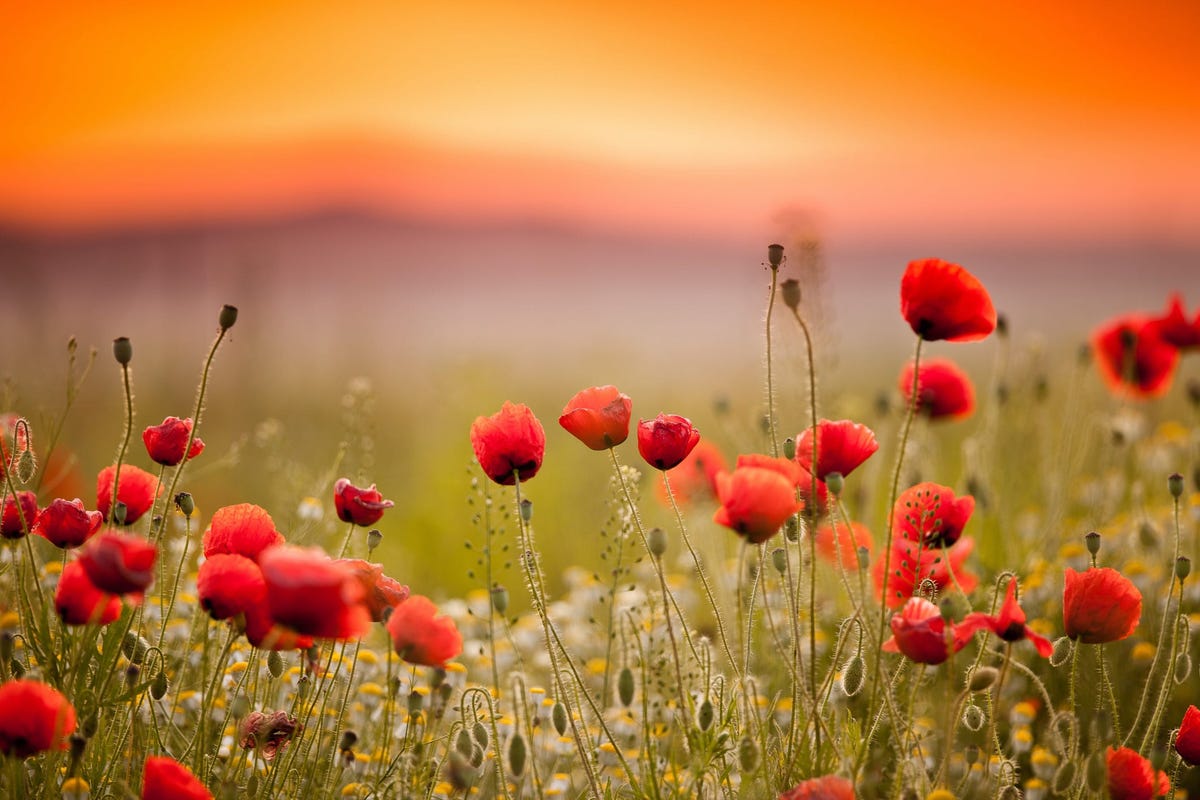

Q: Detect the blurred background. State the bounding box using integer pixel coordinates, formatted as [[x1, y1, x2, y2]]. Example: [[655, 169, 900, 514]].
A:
[[2, 2, 1198, 598]]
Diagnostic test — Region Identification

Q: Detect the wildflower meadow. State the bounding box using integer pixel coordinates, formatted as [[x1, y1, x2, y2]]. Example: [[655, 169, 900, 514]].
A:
[[2, 252, 1199, 800]]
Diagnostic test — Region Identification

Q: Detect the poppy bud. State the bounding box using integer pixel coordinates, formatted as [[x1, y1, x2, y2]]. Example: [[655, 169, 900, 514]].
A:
[[697, 698, 714, 731], [267, 650, 284, 679], [507, 731, 527, 777], [840, 655, 865, 697], [962, 704, 986, 732], [0, 633, 10, 663], [1177, 556, 1191, 582], [490, 586, 509, 615], [112, 502, 128, 527], [1052, 762, 1077, 795], [771, 547, 787, 574], [617, 667, 635, 707], [151, 669, 168, 700], [219, 304, 239, 331], [15, 450, 35, 484], [1049, 637, 1072, 667], [9, 659, 23, 678], [520, 499, 533, 523], [454, 728, 473, 758], [1169, 473, 1184, 499], [968, 666, 999, 692], [1084, 531, 1101, 556], [122, 632, 150, 664], [174, 492, 194, 518], [1085, 750, 1106, 792], [1175, 652, 1192, 683], [366, 529, 382, 553], [552, 702, 568, 736], [737, 735, 759, 773], [767, 243, 785, 268], [782, 437, 796, 460], [113, 337, 132, 365], [647, 527, 667, 558], [472, 721, 488, 748], [964, 745, 980, 765], [124, 664, 140, 690], [780, 278, 801, 311]]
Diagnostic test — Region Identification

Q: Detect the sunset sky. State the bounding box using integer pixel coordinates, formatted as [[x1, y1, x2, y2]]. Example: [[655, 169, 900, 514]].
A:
[[4, 2, 1199, 245]]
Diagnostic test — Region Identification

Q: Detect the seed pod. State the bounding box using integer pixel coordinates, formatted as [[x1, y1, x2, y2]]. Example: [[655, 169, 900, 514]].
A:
[[507, 731, 527, 778], [174, 492, 195, 518], [771, 548, 787, 575], [519, 499, 533, 522], [696, 698, 714, 731], [219, 304, 239, 331], [490, 586, 509, 615], [840, 655, 865, 698], [647, 527, 668, 558], [968, 666, 999, 692], [113, 337, 133, 365], [825, 472, 844, 497], [267, 650, 284, 679], [1176, 556, 1191, 582], [552, 702, 568, 736], [767, 243, 785, 269], [737, 736, 759, 773], [1084, 531, 1101, 556], [617, 667, 635, 707], [962, 704, 985, 732], [782, 437, 796, 460], [780, 279, 800, 311], [1169, 472, 1184, 498], [151, 669, 168, 700], [366, 529, 383, 553], [408, 691, 425, 714], [1049, 636, 1072, 667]]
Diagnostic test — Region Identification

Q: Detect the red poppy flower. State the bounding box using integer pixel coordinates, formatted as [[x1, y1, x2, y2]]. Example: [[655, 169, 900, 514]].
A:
[[96, 464, 161, 525], [55, 560, 122, 626], [0, 490, 38, 539], [1092, 315, 1181, 399], [470, 401, 546, 485], [1062, 567, 1141, 643], [713, 458, 805, 544], [238, 710, 298, 763], [637, 414, 701, 470], [778, 774, 856, 799], [142, 755, 213, 800], [142, 416, 205, 466], [386, 595, 463, 667], [898, 359, 976, 421], [78, 531, 157, 596], [33, 498, 103, 549], [1148, 293, 1200, 350], [258, 545, 371, 640], [954, 579, 1052, 657], [242, 605, 315, 652], [338, 559, 411, 622], [795, 419, 879, 481], [198, 554, 267, 621], [558, 385, 633, 450], [882, 597, 964, 665], [893, 482, 975, 548], [1105, 746, 1169, 800], [814, 521, 873, 570], [656, 438, 727, 507], [333, 479, 394, 527], [874, 536, 978, 609], [900, 258, 996, 342], [202, 503, 285, 562], [1175, 705, 1200, 767], [0, 680, 77, 758]]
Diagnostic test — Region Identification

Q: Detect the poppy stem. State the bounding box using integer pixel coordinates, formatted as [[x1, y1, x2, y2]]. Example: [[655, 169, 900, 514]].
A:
[[110, 360, 134, 526], [764, 264, 781, 458], [1139, 575, 1185, 755], [479, 478, 503, 703], [335, 521, 357, 559]]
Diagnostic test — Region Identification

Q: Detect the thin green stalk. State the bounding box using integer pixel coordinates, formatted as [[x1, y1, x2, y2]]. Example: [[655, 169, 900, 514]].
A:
[[481, 479, 503, 700], [110, 359, 134, 522], [764, 264, 781, 457]]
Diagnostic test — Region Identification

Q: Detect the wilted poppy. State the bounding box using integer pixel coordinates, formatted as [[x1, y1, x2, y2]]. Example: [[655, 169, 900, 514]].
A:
[[954, 579, 1052, 656], [1062, 567, 1141, 643], [470, 401, 546, 485], [0, 680, 77, 758], [637, 414, 701, 470], [900, 258, 996, 342], [238, 710, 298, 763], [387, 595, 463, 667], [142, 755, 213, 800], [898, 359, 976, 421], [96, 464, 161, 525], [258, 545, 371, 640], [198, 554, 267, 621], [1105, 746, 1169, 800], [1175, 705, 1200, 767], [778, 774, 856, 799], [142, 416, 205, 466], [558, 385, 633, 450], [814, 521, 873, 570], [893, 482, 975, 548], [795, 419, 879, 481], [657, 439, 727, 507], [874, 536, 978, 609], [33, 498, 102, 549], [333, 479, 394, 527], [882, 597, 963, 665], [78, 531, 157, 596], [1091, 315, 1180, 399], [713, 457, 805, 544], [202, 503, 285, 562], [55, 560, 123, 626], [1148, 293, 1200, 350], [338, 559, 411, 622], [1, 490, 38, 539]]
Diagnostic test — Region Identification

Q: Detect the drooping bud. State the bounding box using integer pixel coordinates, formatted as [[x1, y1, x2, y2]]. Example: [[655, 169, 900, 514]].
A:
[[507, 731, 527, 777], [151, 669, 168, 700], [113, 337, 133, 365], [267, 650, 284, 679], [1168, 472, 1184, 499], [647, 527, 668, 558], [552, 702, 568, 736], [1085, 750, 1106, 792], [219, 304, 239, 331], [737, 735, 760, 773], [617, 666, 635, 707], [1049, 637, 1073, 667], [1052, 761, 1078, 795], [780, 279, 801, 311], [16, 450, 35, 484], [968, 667, 999, 692], [962, 704, 985, 732], [767, 243, 785, 268], [697, 698, 714, 731], [840, 654, 865, 697], [1175, 652, 1192, 683], [121, 632, 150, 664], [455, 728, 474, 758], [472, 721, 488, 748]]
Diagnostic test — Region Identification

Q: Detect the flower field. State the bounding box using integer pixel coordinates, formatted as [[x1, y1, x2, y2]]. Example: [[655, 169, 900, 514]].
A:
[[1, 253, 1198, 800]]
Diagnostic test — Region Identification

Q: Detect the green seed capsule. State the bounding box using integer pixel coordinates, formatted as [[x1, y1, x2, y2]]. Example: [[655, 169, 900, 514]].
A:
[[219, 304, 239, 331], [647, 527, 668, 558], [782, 438, 796, 460], [617, 667, 635, 707], [490, 586, 509, 615], [552, 702, 568, 736]]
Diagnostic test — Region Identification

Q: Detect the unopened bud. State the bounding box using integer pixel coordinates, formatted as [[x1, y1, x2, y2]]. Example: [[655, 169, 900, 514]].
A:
[[647, 527, 668, 558], [780, 279, 801, 310], [1052, 761, 1078, 795], [856, 546, 870, 570], [767, 243, 785, 268], [1168, 472, 1184, 499], [174, 492, 194, 518], [1175, 652, 1192, 683], [472, 721, 488, 748], [151, 669, 168, 700], [267, 650, 284, 679], [617, 666, 635, 707], [366, 529, 383, 553], [771, 548, 787, 574], [339, 730, 358, 752], [825, 471, 844, 496], [962, 704, 986, 732], [113, 337, 132, 365], [968, 666, 999, 692], [9, 659, 24, 678], [737, 735, 760, 773], [552, 702, 568, 736], [1084, 531, 1101, 556], [519, 499, 533, 522], [782, 437, 796, 460], [408, 691, 425, 714], [490, 586, 509, 615], [1085, 750, 1106, 792], [219, 304, 239, 331], [16, 450, 35, 484], [697, 698, 714, 731], [121, 632, 150, 664], [124, 664, 140, 690], [112, 501, 128, 526], [1049, 637, 1072, 667], [964, 745, 980, 765], [840, 655, 865, 697], [455, 728, 473, 757], [82, 710, 98, 738], [507, 730, 527, 777], [1177, 556, 1191, 582]]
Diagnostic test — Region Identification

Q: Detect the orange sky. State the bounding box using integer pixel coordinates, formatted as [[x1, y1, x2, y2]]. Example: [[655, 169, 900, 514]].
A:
[[4, 2, 1199, 244]]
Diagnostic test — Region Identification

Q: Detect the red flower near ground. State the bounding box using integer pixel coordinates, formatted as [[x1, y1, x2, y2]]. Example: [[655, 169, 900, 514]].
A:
[[333, 479, 394, 527], [142, 416, 205, 466], [657, 439, 727, 507], [637, 414, 701, 470], [1105, 746, 1169, 800], [778, 774, 856, 799], [387, 595, 463, 667], [0, 680, 77, 758], [1175, 705, 1200, 767], [558, 385, 633, 450], [814, 521, 873, 570], [1148, 293, 1200, 350], [202, 503, 285, 562], [900, 258, 996, 342], [34, 498, 102, 549], [470, 401, 546, 485], [0, 490, 38, 539], [142, 755, 213, 800], [198, 554, 267, 621], [954, 579, 1053, 656], [883, 597, 963, 664], [78, 531, 157, 596], [1063, 567, 1141, 643], [338, 559, 411, 622], [238, 710, 298, 763], [713, 457, 805, 544], [1091, 315, 1180, 399], [259, 545, 371, 640], [96, 464, 161, 524], [893, 482, 975, 548], [55, 560, 122, 626], [795, 419, 879, 481], [874, 536, 978, 609], [898, 359, 976, 421]]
